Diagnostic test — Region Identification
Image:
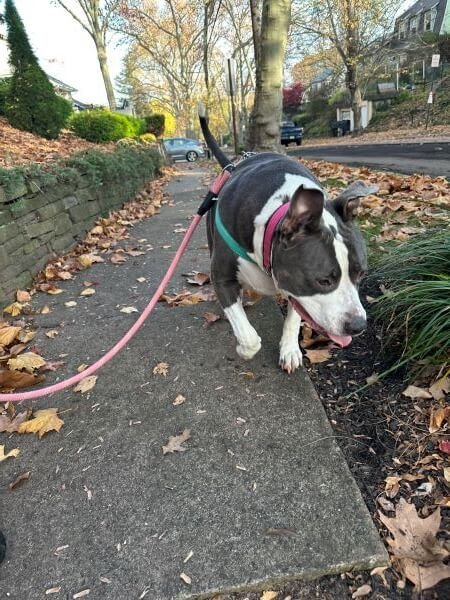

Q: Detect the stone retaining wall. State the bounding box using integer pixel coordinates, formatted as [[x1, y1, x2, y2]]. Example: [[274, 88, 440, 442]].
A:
[[0, 146, 161, 305]]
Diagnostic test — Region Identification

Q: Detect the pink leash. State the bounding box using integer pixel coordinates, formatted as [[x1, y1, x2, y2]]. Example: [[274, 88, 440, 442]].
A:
[[0, 215, 203, 403]]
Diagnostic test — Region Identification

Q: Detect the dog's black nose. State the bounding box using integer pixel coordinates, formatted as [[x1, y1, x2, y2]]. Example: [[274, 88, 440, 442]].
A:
[[344, 316, 367, 335]]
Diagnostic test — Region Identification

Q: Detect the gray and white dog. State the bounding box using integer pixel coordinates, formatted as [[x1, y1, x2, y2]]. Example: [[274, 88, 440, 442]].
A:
[[199, 110, 377, 373]]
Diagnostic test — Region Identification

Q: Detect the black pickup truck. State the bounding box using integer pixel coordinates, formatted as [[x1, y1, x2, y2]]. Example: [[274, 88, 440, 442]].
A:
[[280, 121, 303, 146]]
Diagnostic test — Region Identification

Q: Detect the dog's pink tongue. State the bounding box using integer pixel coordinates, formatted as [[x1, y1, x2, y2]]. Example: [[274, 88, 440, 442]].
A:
[[327, 334, 352, 348]]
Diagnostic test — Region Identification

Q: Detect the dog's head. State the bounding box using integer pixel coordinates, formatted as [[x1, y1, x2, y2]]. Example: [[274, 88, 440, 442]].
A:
[[272, 180, 377, 344]]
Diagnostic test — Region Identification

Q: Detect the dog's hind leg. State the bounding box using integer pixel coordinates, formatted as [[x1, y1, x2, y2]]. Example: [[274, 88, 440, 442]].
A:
[[279, 303, 303, 373]]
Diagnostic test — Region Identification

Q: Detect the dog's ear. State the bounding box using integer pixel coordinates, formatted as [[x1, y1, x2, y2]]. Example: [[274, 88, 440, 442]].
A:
[[333, 180, 379, 221], [282, 186, 324, 235]]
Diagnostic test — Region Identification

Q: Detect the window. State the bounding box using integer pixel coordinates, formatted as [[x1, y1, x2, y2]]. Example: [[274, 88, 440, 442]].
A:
[[430, 6, 437, 30], [409, 15, 418, 34], [399, 20, 407, 39], [424, 10, 432, 30]]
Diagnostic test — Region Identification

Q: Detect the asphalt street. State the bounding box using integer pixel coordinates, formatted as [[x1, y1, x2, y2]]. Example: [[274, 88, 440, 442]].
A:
[[289, 141, 450, 177]]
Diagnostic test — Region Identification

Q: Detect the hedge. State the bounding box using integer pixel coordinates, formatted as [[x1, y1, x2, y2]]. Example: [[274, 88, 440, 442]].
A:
[[70, 110, 147, 143]]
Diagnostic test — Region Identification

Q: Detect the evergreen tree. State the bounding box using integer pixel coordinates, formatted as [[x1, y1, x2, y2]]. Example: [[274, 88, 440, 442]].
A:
[[4, 0, 72, 139]]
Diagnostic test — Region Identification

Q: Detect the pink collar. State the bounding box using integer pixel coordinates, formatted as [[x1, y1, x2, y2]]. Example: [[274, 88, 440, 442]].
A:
[[262, 202, 290, 273]]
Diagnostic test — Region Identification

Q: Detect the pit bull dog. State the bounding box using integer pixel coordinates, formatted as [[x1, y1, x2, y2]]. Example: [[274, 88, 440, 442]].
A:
[[199, 109, 377, 373]]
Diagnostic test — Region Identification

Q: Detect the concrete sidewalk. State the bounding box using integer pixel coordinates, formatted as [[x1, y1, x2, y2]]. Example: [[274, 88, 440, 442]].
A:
[[0, 165, 387, 599]]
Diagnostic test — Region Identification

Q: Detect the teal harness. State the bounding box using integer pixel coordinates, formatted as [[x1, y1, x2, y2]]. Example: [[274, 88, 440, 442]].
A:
[[214, 200, 257, 265]]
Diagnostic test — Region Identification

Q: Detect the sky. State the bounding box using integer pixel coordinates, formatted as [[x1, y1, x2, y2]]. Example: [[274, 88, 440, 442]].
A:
[[1, 0, 125, 105], [1, 0, 415, 106]]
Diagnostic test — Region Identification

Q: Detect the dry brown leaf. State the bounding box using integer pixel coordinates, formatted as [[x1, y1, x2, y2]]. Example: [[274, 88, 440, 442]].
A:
[[65, 301, 77, 307], [352, 584, 372, 598], [18, 408, 64, 438], [73, 590, 90, 598], [261, 592, 277, 600], [203, 312, 220, 326], [80, 288, 96, 296], [162, 429, 191, 455], [0, 368, 45, 391], [16, 290, 31, 303], [3, 302, 23, 316], [429, 407, 450, 433], [9, 471, 31, 490], [78, 254, 93, 268], [8, 352, 46, 373], [45, 330, 59, 339], [47, 288, 64, 295], [0, 445, 20, 462], [173, 394, 186, 406], [16, 329, 36, 343], [379, 498, 450, 590], [402, 385, 432, 400], [429, 376, 450, 401], [120, 306, 138, 314], [370, 566, 389, 587], [180, 573, 191, 585], [384, 475, 401, 499], [305, 347, 332, 364], [45, 587, 62, 595], [73, 375, 97, 394], [153, 362, 169, 376], [111, 253, 127, 264], [0, 326, 22, 346], [186, 271, 210, 286], [0, 410, 30, 433]]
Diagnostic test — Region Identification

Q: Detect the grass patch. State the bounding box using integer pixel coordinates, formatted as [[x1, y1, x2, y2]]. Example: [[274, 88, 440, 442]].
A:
[[369, 230, 450, 377]]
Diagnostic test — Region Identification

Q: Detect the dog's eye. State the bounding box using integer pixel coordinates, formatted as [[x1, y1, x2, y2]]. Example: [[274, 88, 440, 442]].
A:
[[317, 277, 333, 288]]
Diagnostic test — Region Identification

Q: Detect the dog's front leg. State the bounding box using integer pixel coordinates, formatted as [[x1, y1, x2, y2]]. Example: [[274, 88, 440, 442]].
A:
[[279, 303, 303, 373], [215, 280, 261, 360]]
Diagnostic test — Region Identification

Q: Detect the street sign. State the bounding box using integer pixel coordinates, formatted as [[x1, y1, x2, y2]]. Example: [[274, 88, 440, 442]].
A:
[[427, 92, 433, 104], [431, 54, 440, 68]]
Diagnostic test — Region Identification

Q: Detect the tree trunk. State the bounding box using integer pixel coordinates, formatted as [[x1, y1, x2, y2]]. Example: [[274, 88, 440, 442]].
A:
[[249, 0, 261, 67], [247, 0, 292, 151], [94, 35, 116, 110], [346, 63, 362, 134]]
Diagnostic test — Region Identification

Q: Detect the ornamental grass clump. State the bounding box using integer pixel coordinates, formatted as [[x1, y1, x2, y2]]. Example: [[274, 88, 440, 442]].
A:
[[369, 230, 449, 376]]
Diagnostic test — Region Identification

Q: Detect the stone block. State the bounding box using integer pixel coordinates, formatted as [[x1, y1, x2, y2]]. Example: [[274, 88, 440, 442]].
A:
[[25, 219, 55, 239], [62, 195, 78, 210], [37, 201, 64, 221], [54, 213, 72, 236], [0, 210, 12, 226], [51, 233, 76, 253], [69, 201, 100, 223], [5, 179, 28, 202], [0, 223, 19, 245], [4, 234, 26, 255]]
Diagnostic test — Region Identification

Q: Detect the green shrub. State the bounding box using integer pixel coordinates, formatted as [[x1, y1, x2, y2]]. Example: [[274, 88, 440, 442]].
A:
[[0, 78, 11, 116], [369, 230, 450, 377], [292, 113, 310, 127], [144, 113, 165, 137], [70, 110, 145, 143]]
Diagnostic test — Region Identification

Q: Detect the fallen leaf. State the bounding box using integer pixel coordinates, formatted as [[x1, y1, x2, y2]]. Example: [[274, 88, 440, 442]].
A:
[[153, 362, 169, 376], [120, 306, 138, 314], [438, 440, 450, 454], [370, 566, 389, 587], [0, 445, 20, 462], [9, 471, 31, 490], [16, 290, 31, 303], [366, 373, 379, 385], [444, 467, 450, 483], [384, 475, 401, 499], [18, 408, 64, 438], [45, 330, 59, 339], [40, 305, 51, 314], [78, 254, 93, 268], [47, 288, 64, 295], [3, 302, 23, 316], [65, 301, 77, 307], [429, 407, 450, 433], [80, 288, 96, 296], [0, 368, 44, 391], [99, 576, 111, 584], [45, 587, 62, 595], [186, 271, 210, 286], [58, 271, 72, 280], [429, 376, 450, 401], [17, 330, 36, 343], [8, 352, 46, 373], [379, 498, 450, 590], [162, 429, 191, 455], [73, 375, 97, 394], [111, 253, 127, 264], [137, 277, 146, 283], [305, 347, 332, 364], [73, 590, 90, 598], [402, 385, 432, 399], [0, 326, 22, 346], [0, 410, 30, 433], [352, 584, 372, 598], [203, 312, 220, 326], [41, 361, 65, 372], [180, 573, 191, 585], [173, 394, 186, 406], [261, 592, 277, 600]]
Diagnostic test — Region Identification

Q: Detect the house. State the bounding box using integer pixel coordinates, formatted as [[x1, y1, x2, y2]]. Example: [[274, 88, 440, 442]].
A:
[[393, 0, 449, 42]]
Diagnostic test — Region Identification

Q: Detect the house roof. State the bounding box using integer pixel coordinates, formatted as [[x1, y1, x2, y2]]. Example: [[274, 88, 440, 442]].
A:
[[47, 75, 77, 93], [397, 0, 441, 21]]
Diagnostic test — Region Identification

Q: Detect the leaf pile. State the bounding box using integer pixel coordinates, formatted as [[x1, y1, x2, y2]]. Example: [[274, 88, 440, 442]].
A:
[[1, 404, 64, 438], [0, 322, 47, 392]]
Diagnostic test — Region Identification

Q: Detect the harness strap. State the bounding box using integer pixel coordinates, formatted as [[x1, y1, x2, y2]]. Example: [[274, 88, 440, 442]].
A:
[[215, 202, 257, 264]]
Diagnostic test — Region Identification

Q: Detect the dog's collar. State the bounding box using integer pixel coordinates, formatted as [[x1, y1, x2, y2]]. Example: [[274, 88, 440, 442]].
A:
[[215, 201, 257, 264], [262, 202, 290, 273]]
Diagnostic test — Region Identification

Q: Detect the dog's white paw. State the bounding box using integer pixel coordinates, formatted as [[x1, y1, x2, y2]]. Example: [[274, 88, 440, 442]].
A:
[[236, 337, 261, 360], [279, 342, 303, 374]]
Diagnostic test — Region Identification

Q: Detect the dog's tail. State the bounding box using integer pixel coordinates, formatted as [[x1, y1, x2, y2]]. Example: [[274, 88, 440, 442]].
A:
[[198, 103, 230, 169]]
